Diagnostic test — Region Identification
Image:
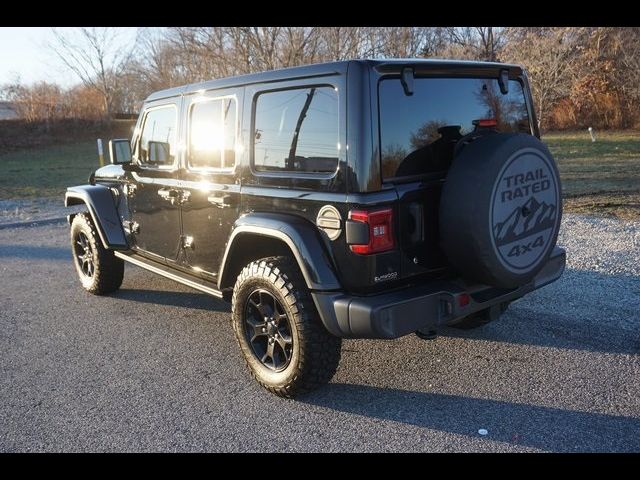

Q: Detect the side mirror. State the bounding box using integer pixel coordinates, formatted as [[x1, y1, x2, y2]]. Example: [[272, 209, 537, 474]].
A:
[[109, 139, 132, 165]]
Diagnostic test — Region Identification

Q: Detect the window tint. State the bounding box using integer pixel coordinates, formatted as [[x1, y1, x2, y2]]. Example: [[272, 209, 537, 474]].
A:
[[189, 97, 237, 170], [138, 105, 177, 166], [253, 86, 339, 174], [379, 78, 531, 179]]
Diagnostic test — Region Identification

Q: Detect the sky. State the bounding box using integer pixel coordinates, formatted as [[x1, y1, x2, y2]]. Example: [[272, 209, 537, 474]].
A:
[[0, 27, 138, 88]]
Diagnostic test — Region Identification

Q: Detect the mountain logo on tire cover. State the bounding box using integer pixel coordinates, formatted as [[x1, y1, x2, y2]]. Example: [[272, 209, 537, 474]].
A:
[[491, 151, 558, 271], [493, 197, 557, 247]]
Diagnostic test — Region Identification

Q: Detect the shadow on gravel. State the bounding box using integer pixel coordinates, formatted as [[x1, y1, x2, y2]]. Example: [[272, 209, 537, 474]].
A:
[[304, 383, 640, 452], [0, 244, 69, 260], [440, 315, 640, 356], [114, 288, 231, 312], [440, 268, 640, 355]]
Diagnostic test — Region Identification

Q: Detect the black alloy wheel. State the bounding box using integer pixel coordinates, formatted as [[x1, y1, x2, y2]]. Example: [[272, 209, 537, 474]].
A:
[[73, 231, 95, 279], [244, 289, 293, 372], [69, 212, 124, 295]]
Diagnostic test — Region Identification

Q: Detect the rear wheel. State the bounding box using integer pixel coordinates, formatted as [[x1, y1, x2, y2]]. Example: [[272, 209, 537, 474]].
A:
[[231, 256, 342, 398], [70, 212, 124, 295]]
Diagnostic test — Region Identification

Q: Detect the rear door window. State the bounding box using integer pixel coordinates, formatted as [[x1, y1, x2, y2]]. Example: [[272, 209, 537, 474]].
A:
[[188, 97, 237, 170], [379, 77, 531, 179], [253, 86, 339, 174]]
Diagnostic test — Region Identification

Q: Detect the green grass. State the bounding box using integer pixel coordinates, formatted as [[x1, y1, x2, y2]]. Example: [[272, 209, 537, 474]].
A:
[[542, 130, 640, 196], [542, 130, 640, 219], [0, 142, 102, 199]]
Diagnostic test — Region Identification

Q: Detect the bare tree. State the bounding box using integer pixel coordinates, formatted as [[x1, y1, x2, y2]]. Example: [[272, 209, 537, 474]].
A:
[[1, 80, 104, 123], [501, 27, 576, 129], [615, 27, 640, 122], [278, 27, 321, 66], [2, 80, 62, 123], [420, 27, 448, 57], [569, 27, 640, 128], [133, 28, 200, 88], [442, 27, 505, 61], [375, 27, 427, 58], [317, 27, 365, 60], [48, 27, 136, 117]]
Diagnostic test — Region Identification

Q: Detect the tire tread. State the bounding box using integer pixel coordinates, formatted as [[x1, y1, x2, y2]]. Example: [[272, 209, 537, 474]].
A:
[[71, 212, 124, 295], [231, 256, 341, 398]]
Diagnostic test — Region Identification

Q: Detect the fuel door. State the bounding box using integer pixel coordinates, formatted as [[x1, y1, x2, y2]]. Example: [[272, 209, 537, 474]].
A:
[[316, 205, 342, 241]]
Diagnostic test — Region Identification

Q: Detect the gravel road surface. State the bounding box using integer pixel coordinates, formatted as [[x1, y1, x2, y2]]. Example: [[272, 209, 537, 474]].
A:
[[0, 214, 638, 452], [0, 197, 77, 227]]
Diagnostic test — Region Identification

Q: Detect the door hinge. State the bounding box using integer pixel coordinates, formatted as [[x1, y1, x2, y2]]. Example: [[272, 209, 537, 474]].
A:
[[182, 235, 194, 249], [123, 220, 140, 234], [179, 190, 191, 205], [124, 183, 138, 197]]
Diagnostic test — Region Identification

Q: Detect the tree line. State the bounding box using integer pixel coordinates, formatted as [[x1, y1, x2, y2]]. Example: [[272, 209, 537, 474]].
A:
[[2, 27, 639, 131]]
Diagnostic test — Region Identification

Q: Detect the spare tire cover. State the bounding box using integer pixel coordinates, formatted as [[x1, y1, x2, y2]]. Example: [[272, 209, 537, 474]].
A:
[[439, 133, 562, 288]]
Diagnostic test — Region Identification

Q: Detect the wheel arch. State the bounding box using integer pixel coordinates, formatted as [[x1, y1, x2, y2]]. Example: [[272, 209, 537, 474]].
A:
[[218, 213, 341, 292], [65, 185, 128, 250]]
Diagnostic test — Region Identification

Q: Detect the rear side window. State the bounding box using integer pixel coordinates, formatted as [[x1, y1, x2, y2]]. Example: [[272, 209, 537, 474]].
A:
[[379, 77, 531, 179], [189, 97, 237, 170], [253, 86, 339, 174], [138, 105, 177, 166]]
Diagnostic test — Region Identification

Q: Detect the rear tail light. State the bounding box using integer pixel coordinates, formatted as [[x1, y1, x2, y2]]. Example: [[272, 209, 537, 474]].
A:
[[458, 293, 470, 307], [477, 118, 497, 127], [348, 208, 395, 255]]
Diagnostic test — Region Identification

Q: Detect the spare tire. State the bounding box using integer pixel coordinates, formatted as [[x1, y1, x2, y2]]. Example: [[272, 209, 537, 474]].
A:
[[439, 133, 562, 288]]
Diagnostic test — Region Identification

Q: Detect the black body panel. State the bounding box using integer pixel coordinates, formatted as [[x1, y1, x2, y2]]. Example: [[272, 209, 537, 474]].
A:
[[127, 169, 182, 263], [312, 247, 565, 338], [65, 185, 128, 249], [219, 212, 341, 291], [179, 172, 240, 278]]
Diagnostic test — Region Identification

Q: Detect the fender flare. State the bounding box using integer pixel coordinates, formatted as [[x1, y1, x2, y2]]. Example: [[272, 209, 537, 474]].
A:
[[218, 212, 341, 291], [65, 185, 128, 250]]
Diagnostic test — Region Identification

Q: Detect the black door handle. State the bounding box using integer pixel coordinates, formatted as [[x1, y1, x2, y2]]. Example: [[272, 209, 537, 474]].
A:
[[207, 194, 235, 208], [158, 187, 178, 197], [158, 188, 180, 204]]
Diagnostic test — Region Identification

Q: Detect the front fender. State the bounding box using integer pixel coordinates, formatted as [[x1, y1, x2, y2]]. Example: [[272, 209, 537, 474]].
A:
[[219, 212, 341, 291], [65, 185, 128, 250]]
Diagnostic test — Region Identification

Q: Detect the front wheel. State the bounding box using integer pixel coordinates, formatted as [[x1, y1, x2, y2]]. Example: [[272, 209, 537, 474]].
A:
[[70, 212, 124, 295], [231, 256, 342, 398]]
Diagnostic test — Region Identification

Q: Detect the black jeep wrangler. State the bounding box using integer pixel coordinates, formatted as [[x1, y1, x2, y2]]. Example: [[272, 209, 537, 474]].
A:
[[65, 59, 565, 397]]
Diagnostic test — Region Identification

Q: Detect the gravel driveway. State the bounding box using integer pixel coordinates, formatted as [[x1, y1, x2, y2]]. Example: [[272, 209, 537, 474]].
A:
[[0, 213, 638, 452], [0, 197, 74, 226]]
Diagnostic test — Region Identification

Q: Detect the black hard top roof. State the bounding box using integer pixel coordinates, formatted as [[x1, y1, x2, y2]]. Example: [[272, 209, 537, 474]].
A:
[[145, 58, 523, 102]]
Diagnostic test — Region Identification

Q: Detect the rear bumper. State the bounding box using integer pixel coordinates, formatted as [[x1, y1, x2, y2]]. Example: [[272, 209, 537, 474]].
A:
[[312, 247, 566, 339]]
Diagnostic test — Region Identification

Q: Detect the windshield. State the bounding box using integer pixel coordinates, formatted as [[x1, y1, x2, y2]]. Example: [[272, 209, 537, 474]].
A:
[[379, 77, 531, 179]]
